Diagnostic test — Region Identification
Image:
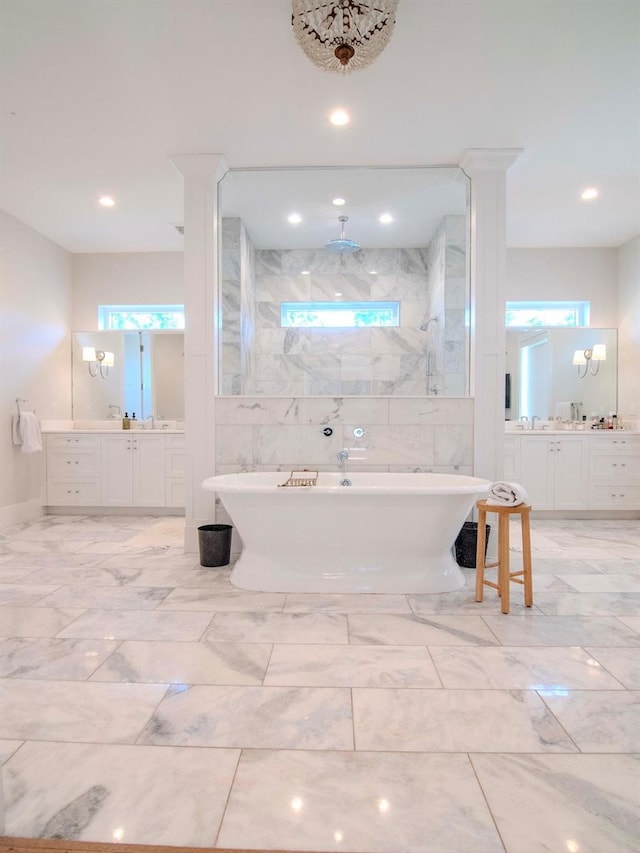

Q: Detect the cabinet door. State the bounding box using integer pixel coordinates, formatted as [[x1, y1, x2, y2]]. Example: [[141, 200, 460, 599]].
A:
[[133, 435, 165, 506], [102, 436, 134, 505], [519, 437, 554, 510], [553, 436, 588, 509]]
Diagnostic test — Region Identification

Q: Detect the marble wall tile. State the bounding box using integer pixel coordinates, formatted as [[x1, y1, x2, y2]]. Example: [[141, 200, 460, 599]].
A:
[[434, 425, 473, 466], [214, 425, 254, 466], [309, 274, 374, 301], [296, 397, 390, 425], [215, 397, 300, 425], [255, 250, 282, 275], [254, 425, 342, 466], [255, 274, 309, 301], [344, 424, 435, 466], [389, 397, 473, 425]]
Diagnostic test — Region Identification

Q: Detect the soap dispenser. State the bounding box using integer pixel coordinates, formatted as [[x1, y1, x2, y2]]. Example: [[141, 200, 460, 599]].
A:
[[122, 412, 130, 430]]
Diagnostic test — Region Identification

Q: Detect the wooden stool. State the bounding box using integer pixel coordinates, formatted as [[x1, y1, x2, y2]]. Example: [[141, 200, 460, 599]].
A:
[[475, 499, 533, 614]]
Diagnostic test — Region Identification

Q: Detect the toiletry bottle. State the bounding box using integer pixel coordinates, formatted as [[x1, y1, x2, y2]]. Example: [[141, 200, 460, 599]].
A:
[[131, 412, 137, 427], [122, 412, 130, 430]]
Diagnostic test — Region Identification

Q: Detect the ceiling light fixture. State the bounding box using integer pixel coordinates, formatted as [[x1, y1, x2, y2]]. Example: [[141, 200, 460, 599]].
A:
[[292, 0, 399, 74], [379, 213, 394, 224], [329, 109, 350, 126], [332, 197, 346, 206], [288, 213, 302, 224], [326, 215, 360, 253], [580, 187, 599, 201], [98, 196, 115, 207]]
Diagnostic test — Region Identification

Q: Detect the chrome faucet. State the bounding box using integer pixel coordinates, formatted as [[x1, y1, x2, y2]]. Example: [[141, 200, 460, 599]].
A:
[[517, 415, 529, 430], [531, 415, 541, 430], [145, 414, 156, 430], [336, 449, 349, 471]]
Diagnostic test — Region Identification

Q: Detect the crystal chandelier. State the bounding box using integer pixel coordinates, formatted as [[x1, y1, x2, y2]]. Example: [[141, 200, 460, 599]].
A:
[[291, 1, 399, 74]]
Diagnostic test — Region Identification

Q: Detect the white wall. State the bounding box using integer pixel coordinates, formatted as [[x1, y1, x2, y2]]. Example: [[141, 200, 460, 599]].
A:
[[507, 247, 618, 325], [72, 252, 183, 329], [0, 211, 72, 521], [617, 235, 640, 421]]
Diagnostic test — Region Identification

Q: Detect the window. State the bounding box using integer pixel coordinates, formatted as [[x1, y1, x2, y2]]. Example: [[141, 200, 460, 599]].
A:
[[98, 305, 185, 330], [280, 301, 399, 328], [505, 301, 589, 328]]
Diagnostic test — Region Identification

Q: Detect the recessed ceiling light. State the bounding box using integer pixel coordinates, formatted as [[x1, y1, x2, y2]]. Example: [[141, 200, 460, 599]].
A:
[[98, 196, 115, 207], [301, 270, 310, 275], [580, 187, 599, 201], [369, 270, 377, 275], [330, 109, 350, 126], [379, 213, 394, 224], [332, 197, 346, 206], [334, 291, 342, 296], [288, 213, 302, 224]]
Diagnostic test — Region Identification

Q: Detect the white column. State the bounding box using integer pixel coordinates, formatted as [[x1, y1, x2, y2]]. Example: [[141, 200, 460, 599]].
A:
[[460, 149, 523, 482], [170, 154, 228, 552]]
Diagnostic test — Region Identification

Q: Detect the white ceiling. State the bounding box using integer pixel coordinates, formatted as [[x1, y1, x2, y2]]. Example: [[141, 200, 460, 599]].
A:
[[1, 0, 639, 254]]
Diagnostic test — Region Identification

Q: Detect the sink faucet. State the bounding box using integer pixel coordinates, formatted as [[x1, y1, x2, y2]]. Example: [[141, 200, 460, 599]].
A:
[[145, 414, 155, 430], [531, 415, 541, 430], [336, 449, 349, 471], [517, 415, 529, 430]]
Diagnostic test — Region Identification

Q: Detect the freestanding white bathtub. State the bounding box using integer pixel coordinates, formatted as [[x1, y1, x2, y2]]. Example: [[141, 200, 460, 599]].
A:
[[202, 471, 490, 594]]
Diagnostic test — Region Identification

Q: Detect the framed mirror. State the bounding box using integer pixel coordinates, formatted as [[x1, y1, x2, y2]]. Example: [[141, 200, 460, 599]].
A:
[[218, 166, 470, 396], [505, 327, 618, 421], [71, 330, 184, 421]]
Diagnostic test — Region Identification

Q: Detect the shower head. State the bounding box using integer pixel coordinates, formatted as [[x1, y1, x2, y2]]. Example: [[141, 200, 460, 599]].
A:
[[326, 216, 360, 253], [419, 317, 439, 331]]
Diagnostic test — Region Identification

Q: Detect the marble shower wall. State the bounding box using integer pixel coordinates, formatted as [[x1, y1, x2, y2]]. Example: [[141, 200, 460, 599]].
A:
[[221, 218, 256, 395], [253, 247, 434, 396]]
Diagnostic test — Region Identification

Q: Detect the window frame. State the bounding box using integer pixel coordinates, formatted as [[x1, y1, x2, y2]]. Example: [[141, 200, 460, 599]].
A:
[[98, 304, 185, 330], [280, 300, 400, 329]]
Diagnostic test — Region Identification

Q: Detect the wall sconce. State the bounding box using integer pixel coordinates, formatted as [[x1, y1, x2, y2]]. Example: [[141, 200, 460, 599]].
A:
[[82, 346, 115, 378], [572, 344, 606, 378]]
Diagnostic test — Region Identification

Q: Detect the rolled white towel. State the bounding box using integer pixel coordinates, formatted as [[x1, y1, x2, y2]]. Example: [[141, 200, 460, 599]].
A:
[[486, 481, 529, 507]]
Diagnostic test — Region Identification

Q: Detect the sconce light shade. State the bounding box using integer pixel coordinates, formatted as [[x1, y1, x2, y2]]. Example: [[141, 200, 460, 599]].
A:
[[572, 349, 587, 365], [82, 346, 97, 362], [101, 351, 115, 367], [591, 344, 607, 361]]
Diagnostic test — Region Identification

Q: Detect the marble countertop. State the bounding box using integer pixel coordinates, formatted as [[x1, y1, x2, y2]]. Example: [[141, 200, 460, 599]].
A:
[[505, 428, 639, 436]]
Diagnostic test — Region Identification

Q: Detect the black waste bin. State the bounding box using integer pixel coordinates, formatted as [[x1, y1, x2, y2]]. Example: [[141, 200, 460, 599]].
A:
[[198, 524, 233, 567], [454, 521, 491, 568]]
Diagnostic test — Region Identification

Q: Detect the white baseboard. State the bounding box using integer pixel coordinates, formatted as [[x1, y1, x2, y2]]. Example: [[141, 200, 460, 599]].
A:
[[0, 498, 44, 528]]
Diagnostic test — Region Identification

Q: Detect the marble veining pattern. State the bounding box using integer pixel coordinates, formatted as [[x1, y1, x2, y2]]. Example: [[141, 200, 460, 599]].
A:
[[0, 513, 639, 851]]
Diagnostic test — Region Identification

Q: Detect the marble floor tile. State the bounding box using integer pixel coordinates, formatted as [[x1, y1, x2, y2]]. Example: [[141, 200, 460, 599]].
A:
[[583, 646, 640, 688], [16, 566, 145, 586], [99, 553, 201, 569], [482, 613, 640, 646], [37, 584, 173, 610], [284, 593, 412, 613], [125, 566, 234, 589], [0, 554, 107, 569], [0, 739, 23, 764], [157, 588, 287, 611], [138, 685, 353, 750], [56, 609, 213, 641], [0, 638, 120, 680], [561, 573, 640, 592], [3, 740, 239, 847], [0, 567, 34, 582], [90, 639, 272, 685], [264, 644, 441, 688], [471, 753, 640, 853], [429, 645, 626, 690], [0, 583, 59, 606], [217, 749, 503, 853], [408, 587, 543, 615], [534, 591, 640, 616], [617, 615, 640, 633], [205, 611, 349, 644], [0, 606, 85, 638], [0, 679, 167, 742], [347, 613, 500, 645], [352, 688, 577, 753], [541, 690, 640, 752]]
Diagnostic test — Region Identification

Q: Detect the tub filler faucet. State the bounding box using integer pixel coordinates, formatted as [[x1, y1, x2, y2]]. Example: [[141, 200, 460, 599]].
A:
[[336, 449, 352, 486]]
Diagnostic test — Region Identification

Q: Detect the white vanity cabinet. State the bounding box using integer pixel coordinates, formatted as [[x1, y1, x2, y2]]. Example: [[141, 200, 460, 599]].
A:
[[506, 431, 639, 512], [588, 434, 640, 509], [44, 431, 185, 509], [518, 434, 588, 510], [101, 434, 165, 507], [45, 434, 102, 506]]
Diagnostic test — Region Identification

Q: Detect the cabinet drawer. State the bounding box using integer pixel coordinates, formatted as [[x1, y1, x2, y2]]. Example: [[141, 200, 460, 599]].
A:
[[588, 484, 640, 509], [47, 479, 101, 505], [590, 454, 640, 480], [591, 436, 640, 453], [47, 449, 101, 477], [47, 434, 100, 449], [165, 435, 185, 450]]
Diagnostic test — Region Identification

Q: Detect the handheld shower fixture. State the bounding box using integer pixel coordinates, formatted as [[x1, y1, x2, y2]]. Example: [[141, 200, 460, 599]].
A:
[[419, 317, 439, 331]]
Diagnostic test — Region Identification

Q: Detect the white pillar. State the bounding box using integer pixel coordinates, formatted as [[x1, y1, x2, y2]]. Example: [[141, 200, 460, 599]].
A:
[[170, 154, 228, 552], [460, 149, 523, 482]]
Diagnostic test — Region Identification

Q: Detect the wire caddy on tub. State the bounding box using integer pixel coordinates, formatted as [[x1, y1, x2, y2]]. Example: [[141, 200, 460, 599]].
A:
[[278, 469, 318, 488]]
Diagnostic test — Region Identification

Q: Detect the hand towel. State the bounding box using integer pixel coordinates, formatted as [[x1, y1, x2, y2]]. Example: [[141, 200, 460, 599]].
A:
[[486, 481, 529, 507], [17, 411, 42, 453]]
